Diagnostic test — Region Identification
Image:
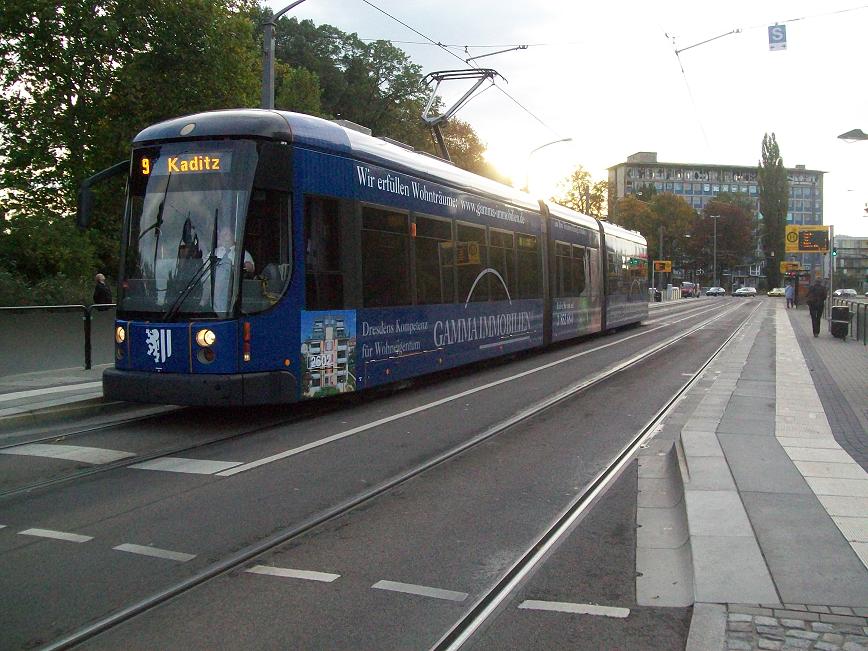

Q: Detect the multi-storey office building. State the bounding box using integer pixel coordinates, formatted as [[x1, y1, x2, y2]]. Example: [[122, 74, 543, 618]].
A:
[[834, 234, 868, 293], [608, 152, 826, 283]]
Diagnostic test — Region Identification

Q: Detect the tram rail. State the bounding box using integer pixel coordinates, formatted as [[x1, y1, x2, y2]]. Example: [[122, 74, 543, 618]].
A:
[[39, 300, 753, 650]]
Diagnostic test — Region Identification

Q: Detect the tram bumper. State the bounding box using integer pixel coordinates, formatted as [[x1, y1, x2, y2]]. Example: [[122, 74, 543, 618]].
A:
[[103, 368, 297, 406]]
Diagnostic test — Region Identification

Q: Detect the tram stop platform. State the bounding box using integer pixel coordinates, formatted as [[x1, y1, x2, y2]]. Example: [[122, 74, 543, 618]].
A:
[[0, 300, 866, 650], [640, 300, 868, 651], [0, 364, 116, 436]]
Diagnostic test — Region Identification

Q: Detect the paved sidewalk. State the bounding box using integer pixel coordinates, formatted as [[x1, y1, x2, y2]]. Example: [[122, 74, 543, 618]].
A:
[[786, 304, 868, 470], [639, 299, 868, 651], [0, 365, 111, 433]]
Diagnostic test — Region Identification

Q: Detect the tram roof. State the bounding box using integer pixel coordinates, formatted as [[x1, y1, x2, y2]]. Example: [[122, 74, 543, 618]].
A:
[[132, 109, 639, 241]]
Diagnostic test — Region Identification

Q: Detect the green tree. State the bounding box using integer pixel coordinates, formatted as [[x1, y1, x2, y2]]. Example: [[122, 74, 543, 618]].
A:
[[611, 193, 695, 272], [0, 0, 260, 298], [758, 133, 789, 286], [690, 194, 755, 284], [552, 166, 608, 219], [275, 65, 323, 115]]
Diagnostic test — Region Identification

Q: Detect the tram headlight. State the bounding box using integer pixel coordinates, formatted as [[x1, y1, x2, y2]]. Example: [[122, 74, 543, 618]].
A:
[[115, 326, 126, 344], [195, 329, 216, 347]]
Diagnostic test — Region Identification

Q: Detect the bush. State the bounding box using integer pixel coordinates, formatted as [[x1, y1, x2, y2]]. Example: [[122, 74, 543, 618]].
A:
[[0, 265, 95, 306]]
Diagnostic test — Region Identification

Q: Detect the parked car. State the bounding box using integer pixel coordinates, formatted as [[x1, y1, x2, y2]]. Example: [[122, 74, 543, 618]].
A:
[[706, 287, 726, 296], [832, 288, 857, 297], [767, 287, 786, 297], [681, 281, 700, 297], [734, 287, 758, 297]]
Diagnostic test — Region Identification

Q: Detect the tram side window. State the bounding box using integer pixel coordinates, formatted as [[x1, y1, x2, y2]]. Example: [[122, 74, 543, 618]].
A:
[[305, 196, 343, 309], [242, 189, 291, 313], [572, 245, 587, 297], [515, 234, 541, 299], [608, 251, 622, 295], [489, 229, 515, 301], [362, 206, 410, 307], [456, 223, 488, 303], [414, 215, 454, 304], [587, 247, 600, 299], [554, 241, 573, 297]]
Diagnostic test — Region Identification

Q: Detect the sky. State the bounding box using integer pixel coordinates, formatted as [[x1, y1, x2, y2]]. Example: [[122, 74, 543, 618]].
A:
[[266, 0, 868, 236]]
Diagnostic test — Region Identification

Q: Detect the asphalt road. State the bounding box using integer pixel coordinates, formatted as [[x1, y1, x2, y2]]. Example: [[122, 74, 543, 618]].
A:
[[0, 298, 756, 650]]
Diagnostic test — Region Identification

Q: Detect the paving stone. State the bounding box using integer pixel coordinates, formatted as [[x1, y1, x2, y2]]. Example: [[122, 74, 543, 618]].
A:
[[781, 619, 810, 629], [823, 615, 867, 626], [782, 637, 812, 649], [776, 610, 820, 622], [786, 629, 820, 640], [843, 642, 868, 651], [813, 623, 839, 633], [729, 622, 754, 633], [729, 613, 755, 622], [810, 606, 833, 614], [756, 627, 786, 641], [833, 607, 857, 616], [784, 604, 809, 611], [823, 634, 846, 644], [727, 640, 752, 651], [757, 616, 781, 626], [815, 643, 841, 651], [759, 639, 783, 650], [731, 605, 775, 616]]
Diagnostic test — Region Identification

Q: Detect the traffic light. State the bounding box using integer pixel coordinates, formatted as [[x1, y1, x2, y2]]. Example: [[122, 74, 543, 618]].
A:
[[832, 247, 838, 256]]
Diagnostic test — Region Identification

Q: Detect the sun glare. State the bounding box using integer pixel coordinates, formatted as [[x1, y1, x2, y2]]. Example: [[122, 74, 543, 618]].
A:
[[484, 139, 581, 200]]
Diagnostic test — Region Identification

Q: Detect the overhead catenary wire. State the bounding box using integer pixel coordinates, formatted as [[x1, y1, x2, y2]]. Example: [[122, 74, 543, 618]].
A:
[[359, 0, 566, 139]]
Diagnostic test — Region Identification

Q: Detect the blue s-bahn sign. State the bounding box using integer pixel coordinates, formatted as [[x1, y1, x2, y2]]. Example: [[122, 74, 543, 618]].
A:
[[768, 24, 786, 51]]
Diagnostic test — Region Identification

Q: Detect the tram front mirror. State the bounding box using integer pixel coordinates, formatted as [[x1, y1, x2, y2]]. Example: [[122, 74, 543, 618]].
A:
[[77, 186, 94, 229], [76, 159, 130, 229]]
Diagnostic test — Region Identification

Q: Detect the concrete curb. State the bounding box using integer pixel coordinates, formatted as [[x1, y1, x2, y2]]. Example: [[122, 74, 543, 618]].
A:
[[0, 396, 127, 435], [685, 603, 726, 651]]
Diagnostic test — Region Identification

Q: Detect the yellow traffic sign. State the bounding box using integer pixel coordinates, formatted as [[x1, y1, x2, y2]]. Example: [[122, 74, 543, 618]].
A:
[[785, 225, 830, 253], [653, 260, 672, 273], [779, 261, 800, 273]]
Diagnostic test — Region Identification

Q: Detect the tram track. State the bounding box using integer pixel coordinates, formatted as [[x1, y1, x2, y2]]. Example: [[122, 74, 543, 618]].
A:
[[0, 300, 730, 502], [39, 299, 754, 650]]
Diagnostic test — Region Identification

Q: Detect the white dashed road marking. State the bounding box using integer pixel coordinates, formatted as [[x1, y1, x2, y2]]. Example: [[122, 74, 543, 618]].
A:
[[246, 565, 340, 582], [113, 543, 196, 562], [1, 444, 135, 464], [0, 382, 102, 402], [18, 528, 93, 543], [518, 600, 630, 618], [131, 457, 242, 474], [372, 580, 468, 602]]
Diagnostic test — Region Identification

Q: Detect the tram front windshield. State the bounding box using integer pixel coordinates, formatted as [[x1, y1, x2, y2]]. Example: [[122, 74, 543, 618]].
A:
[[120, 140, 258, 319]]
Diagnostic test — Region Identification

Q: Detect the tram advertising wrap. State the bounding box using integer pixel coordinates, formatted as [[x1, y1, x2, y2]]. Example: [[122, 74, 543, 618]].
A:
[[81, 109, 647, 406]]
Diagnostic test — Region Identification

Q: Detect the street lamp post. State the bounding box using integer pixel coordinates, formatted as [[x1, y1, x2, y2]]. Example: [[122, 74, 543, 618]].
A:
[[524, 138, 573, 192], [837, 128, 868, 142], [261, 0, 310, 110], [710, 214, 720, 287]]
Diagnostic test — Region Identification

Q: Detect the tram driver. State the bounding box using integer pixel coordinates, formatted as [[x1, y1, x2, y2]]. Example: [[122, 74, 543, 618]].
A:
[[209, 226, 254, 313]]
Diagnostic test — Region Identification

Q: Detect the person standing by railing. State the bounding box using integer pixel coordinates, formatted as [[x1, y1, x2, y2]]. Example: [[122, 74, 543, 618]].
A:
[[92, 273, 112, 308]]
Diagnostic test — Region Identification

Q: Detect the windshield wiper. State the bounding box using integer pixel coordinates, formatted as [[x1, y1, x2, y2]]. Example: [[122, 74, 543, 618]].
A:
[[160, 208, 221, 322], [160, 252, 218, 322]]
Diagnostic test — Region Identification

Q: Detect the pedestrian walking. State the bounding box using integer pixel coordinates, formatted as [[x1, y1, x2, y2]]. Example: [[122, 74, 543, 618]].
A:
[[785, 283, 795, 309], [92, 273, 112, 308], [805, 279, 826, 337]]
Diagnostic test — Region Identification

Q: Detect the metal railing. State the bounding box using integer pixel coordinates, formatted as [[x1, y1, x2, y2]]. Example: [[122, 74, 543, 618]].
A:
[[831, 298, 867, 344], [0, 304, 116, 374]]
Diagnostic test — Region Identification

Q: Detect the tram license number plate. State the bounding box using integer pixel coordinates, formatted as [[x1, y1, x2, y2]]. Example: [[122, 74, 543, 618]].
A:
[[308, 352, 335, 370]]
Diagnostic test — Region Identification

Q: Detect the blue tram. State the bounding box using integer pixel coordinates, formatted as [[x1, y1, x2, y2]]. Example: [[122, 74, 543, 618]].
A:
[[89, 110, 647, 405]]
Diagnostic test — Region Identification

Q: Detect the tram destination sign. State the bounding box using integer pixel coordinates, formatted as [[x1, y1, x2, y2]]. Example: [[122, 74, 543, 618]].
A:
[[135, 150, 233, 177], [785, 225, 830, 253]]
